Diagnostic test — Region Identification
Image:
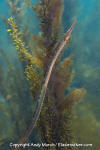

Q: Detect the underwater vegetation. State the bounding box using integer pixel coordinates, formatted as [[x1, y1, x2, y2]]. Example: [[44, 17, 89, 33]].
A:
[[0, 52, 36, 150], [72, 99, 100, 150], [6, 1, 86, 149], [1, 0, 100, 149], [0, 0, 87, 150], [67, 1, 100, 149]]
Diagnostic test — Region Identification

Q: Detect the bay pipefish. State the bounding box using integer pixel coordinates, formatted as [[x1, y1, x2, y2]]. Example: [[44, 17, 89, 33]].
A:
[[14, 20, 76, 150]]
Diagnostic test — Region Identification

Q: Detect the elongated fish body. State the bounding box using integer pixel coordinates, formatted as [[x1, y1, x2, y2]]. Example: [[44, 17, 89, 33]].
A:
[[14, 20, 76, 150]]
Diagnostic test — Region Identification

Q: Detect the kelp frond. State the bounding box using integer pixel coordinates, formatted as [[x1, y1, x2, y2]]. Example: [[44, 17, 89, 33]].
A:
[[8, 17, 32, 62], [8, 17, 43, 97], [25, 0, 63, 60], [58, 88, 86, 112]]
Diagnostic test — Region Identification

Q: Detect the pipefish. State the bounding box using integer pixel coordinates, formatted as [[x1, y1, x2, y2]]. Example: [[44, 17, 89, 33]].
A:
[[14, 20, 76, 150]]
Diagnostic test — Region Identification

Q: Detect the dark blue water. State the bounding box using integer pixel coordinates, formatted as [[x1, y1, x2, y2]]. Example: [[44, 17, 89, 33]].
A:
[[0, 0, 100, 149]]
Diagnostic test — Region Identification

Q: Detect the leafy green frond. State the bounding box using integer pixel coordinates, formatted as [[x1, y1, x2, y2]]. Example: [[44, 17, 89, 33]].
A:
[[7, 17, 43, 98]]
